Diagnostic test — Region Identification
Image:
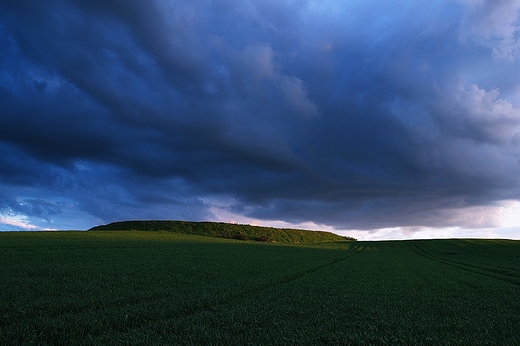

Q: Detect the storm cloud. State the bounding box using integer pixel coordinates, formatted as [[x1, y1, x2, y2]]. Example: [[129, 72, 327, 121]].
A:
[[1, 0, 519, 238]]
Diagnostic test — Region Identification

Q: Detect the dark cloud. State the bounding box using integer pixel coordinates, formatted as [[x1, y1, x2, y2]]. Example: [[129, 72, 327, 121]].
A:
[[1, 0, 519, 236]]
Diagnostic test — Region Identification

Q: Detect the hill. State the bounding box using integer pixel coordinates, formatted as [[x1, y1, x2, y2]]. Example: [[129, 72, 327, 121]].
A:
[[89, 220, 355, 243]]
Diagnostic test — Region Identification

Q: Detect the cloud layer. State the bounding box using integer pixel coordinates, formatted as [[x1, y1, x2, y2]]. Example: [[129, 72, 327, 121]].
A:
[[1, 0, 519, 237]]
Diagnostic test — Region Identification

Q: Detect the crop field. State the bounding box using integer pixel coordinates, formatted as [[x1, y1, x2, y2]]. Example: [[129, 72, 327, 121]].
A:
[[1, 231, 519, 345]]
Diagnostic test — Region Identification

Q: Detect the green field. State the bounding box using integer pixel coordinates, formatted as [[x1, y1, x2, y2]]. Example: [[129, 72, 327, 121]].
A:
[[1, 231, 519, 345]]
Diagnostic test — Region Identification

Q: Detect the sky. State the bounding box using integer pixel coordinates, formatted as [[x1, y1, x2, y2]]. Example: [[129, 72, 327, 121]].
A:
[[1, 0, 520, 240]]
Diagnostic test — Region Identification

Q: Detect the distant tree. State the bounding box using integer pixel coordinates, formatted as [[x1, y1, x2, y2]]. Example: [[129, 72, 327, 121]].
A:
[[232, 233, 248, 241], [343, 236, 357, 241]]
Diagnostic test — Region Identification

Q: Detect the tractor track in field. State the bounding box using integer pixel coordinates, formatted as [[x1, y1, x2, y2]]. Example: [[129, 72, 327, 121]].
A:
[[450, 239, 519, 257], [162, 242, 367, 322], [353, 243, 366, 253], [405, 241, 520, 286], [5, 242, 362, 334], [196, 242, 364, 311], [112, 242, 364, 329]]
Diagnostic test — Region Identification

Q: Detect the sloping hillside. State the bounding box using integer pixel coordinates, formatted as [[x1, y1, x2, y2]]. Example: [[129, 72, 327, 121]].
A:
[[89, 220, 355, 243]]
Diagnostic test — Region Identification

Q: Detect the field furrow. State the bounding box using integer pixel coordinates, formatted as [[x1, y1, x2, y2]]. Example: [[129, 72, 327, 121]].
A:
[[406, 240, 520, 286]]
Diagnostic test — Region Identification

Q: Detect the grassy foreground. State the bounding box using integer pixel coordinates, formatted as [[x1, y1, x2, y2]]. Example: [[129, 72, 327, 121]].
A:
[[0, 231, 519, 345]]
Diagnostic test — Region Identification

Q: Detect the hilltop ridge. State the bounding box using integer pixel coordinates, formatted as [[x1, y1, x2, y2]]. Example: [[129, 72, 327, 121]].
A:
[[89, 220, 356, 243]]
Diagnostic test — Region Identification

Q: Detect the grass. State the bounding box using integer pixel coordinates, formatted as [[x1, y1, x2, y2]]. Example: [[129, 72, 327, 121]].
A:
[[0, 231, 519, 345]]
